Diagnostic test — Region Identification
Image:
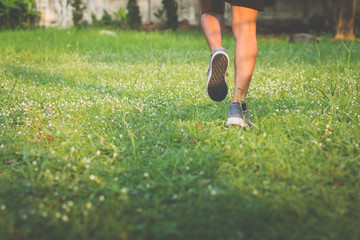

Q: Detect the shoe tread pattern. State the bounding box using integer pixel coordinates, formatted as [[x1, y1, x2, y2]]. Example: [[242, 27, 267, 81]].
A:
[[207, 54, 228, 102]]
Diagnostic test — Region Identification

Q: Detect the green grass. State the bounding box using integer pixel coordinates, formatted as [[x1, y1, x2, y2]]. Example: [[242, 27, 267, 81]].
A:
[[0, 28, 359, 240]]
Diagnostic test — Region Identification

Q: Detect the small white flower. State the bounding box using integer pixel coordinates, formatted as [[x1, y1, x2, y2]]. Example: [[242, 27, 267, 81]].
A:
[[121, 188, 128, 194], [90, 175, 96, 180], [143, 172, 149, 178], [86, 202, 92, 209], [1, 144, 4, 148], [96, 150, 101, 156], [1, 205, 6, 210], [99, 195, 105, 201], [71, 147, 76, 152], [62, 215, 69, 222], [210, 189, 218, 196], [113, 152, 118, 157]]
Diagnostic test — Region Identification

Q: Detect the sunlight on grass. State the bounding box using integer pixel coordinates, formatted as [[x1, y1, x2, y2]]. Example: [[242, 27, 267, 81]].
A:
[[0, 29, 360, 240]]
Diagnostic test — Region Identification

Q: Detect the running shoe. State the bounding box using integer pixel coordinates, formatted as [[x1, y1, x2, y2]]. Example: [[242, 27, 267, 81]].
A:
[[206, 47, 229, 102], [226, 102, 251, 128]]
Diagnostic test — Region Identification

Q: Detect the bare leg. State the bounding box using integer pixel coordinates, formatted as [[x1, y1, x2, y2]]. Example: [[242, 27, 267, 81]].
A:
[[200, 0, 225, 52], [201, 13, 223, 52], [231, 6, 258, 103]]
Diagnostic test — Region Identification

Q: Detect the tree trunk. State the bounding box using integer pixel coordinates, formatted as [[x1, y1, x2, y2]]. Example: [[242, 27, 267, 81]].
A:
[[321, 0, 341, 31], [335, 0, 356, 40]]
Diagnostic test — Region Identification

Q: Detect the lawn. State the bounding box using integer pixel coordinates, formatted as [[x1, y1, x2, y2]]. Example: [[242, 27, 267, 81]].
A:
[[0, 29, 359, 240]]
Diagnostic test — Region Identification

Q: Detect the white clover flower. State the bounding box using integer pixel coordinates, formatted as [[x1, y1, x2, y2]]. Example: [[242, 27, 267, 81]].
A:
[[86, 202, 92, 209], [210, 189, 218, 196], [62, 215, 69, 222], [96, 150, 101, 155], [90, 175, 96, 180]]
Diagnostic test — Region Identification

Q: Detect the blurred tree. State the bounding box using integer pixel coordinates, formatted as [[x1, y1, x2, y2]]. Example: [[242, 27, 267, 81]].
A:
[[335, 0, 356, 40], [71, 0, 86, 29], [162, 0, 178, 31], [0, 0, 39, 29], [127, 0, 142, 29]]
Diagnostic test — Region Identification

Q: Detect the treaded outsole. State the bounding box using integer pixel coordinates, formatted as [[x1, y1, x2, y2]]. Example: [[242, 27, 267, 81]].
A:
[[207, 53, 229, 102]]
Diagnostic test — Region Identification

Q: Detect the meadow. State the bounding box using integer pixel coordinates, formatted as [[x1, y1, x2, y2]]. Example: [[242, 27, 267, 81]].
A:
[[0, 29, 359, 240]]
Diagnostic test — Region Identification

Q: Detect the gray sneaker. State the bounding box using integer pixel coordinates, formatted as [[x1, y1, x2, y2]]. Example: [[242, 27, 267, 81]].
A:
[[206, 47, 229, 102], [226, 102, 251, 128]]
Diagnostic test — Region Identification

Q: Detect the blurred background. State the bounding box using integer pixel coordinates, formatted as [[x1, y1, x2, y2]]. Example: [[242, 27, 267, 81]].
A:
[[1, 0, 359, 39]]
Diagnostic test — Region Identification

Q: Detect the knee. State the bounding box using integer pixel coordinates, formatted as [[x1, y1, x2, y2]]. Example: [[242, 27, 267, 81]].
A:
[[232, 21, 257, 38]]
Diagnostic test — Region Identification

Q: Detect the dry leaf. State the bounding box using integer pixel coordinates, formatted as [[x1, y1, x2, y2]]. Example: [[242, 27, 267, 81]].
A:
[[37, 131, 55, 141]]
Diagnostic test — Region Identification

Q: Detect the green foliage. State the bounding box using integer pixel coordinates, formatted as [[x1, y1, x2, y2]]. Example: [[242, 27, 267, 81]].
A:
[[91, 12, 100, 27], [91, 8, 128, 29], [113, 7, 128, 29], [101, 9, 113, 26], [162, 0, 178, 31], [126, 0, 142, 29], [0, 0, 39, 29], [0, 29, 360, 240], [153, 7, 166, 23], [71, 0, 86, 30], [90, 10, 112, 28]]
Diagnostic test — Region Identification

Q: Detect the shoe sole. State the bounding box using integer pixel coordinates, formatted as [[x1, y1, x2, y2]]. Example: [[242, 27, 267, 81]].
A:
[[226, 117, 246, 127], [206, 52, 229, 102]]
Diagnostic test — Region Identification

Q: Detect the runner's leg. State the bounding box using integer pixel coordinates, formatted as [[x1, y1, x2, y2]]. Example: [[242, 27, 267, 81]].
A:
[[231, 6, 258, 103], [200, 0, 225, 51]]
